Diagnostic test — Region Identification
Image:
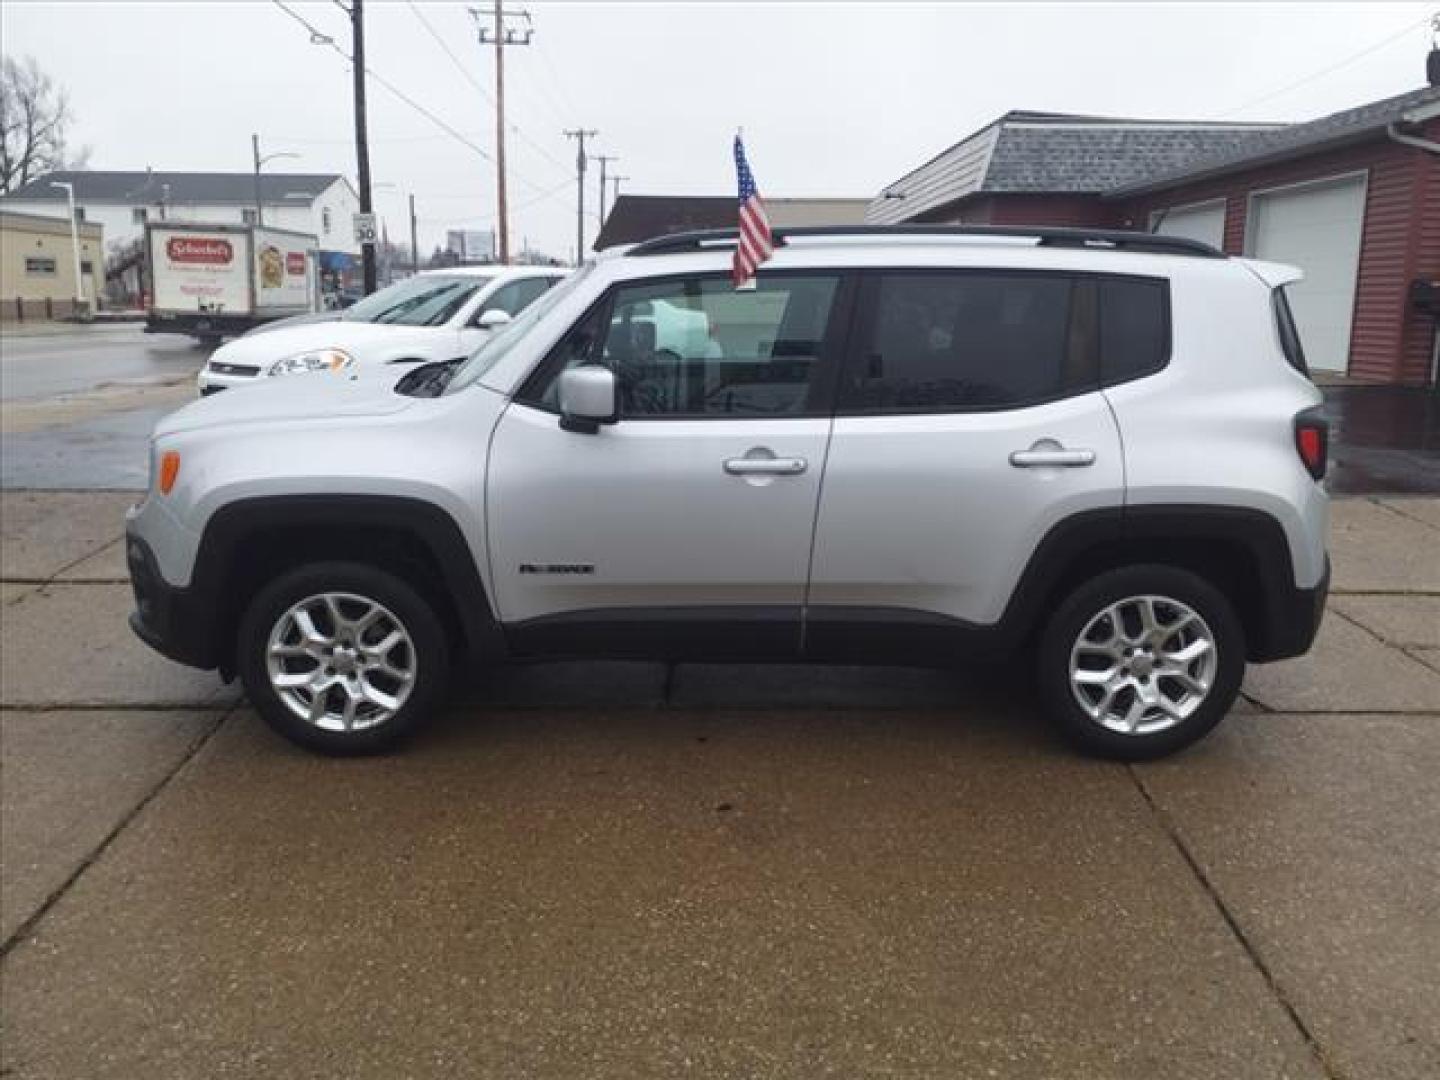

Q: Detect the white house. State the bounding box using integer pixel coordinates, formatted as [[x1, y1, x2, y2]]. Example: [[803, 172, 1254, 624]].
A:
[[1, 170, 361, 258]]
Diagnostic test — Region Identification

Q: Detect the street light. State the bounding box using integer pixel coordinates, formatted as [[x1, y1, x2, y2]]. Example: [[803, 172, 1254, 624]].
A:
[[251, 134, 301, 226], [48, 181, 85, 312]]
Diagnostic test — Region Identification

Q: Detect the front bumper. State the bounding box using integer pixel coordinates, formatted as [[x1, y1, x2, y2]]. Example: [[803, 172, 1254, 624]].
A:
[[126, 529, 222, 671]]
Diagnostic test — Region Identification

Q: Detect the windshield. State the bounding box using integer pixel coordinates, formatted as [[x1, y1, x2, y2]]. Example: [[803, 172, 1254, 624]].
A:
[[446, 265, 590, 394], [344, 274, 492, 327]]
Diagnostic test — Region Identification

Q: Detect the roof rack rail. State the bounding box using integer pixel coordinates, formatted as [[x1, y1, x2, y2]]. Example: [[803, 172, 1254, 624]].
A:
[[626, 224, 1225, 259]]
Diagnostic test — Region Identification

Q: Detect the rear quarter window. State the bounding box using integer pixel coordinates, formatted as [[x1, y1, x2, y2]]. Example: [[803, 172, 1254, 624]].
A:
[[1097, 277, 1170, 386]]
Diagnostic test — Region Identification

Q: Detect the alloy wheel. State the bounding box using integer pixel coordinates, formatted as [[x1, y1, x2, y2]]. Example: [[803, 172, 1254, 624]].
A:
[[265, 592, 417, 732], [1068, 594, 1218, 735]]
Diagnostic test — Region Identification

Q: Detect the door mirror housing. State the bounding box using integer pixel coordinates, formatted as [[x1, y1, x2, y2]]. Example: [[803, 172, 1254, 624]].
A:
[[476, 308, 512, 330], [558, 366, 617, 434]]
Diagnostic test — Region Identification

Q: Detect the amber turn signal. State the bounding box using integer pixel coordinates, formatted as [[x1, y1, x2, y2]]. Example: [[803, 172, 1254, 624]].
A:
[[159, 451, 181, 494]]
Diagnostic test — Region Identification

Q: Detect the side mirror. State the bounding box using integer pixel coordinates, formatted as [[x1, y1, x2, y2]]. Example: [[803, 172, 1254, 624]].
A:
[[557, 366, 617, 434], [477, 308, 512, 330]]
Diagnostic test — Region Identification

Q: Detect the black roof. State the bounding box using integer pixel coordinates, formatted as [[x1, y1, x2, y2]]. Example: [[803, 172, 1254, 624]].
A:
[[2, 170, 347, 204]]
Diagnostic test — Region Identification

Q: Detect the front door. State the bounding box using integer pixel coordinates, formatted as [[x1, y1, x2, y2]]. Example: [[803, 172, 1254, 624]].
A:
[[486, 270, 849, 658]]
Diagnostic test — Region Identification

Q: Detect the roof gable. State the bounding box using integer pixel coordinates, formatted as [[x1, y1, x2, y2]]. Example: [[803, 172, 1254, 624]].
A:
[[867, 112, 1283, 223]]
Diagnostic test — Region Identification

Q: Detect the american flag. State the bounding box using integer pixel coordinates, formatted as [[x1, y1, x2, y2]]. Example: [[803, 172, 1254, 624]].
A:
[[732, 133, 773, 287]]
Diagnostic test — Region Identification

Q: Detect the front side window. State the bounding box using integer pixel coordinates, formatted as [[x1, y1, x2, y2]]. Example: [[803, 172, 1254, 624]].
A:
[[25, 256, 56, 276], [841, 272, 1078, 413], [529, 274, 841, 418], [343, 274, 489, 327]]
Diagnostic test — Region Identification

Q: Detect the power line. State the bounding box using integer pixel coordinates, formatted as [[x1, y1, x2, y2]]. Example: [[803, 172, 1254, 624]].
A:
[[269, 0, 555, 195], [1216, 14, 1432, 119], [405, 0, 571, 178]]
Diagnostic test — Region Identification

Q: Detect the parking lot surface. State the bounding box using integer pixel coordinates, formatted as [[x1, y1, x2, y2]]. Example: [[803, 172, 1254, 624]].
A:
[[2, 489, 1437, 1079]]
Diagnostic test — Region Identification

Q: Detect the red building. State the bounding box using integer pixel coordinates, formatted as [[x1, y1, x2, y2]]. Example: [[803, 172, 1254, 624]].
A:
[[870, 85, 1439, 387]]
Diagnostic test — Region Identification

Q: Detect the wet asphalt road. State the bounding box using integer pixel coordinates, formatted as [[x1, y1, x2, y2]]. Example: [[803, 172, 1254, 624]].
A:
[[0, 323, 205, 401], [1, 324, 1437, 494]]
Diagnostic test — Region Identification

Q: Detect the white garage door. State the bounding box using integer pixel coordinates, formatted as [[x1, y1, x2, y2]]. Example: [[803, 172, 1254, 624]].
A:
[[1247, 175, 1366, 373], [1153, 201, 1226, 249]]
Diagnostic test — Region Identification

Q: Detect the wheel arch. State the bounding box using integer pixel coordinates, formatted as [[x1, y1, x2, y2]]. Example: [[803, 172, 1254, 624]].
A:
[[1004, 504, 1318, 663], [191, 494, 504, 677]]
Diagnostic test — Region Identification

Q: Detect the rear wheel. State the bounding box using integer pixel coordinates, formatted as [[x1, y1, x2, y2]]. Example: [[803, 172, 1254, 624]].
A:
[[1038, 566, 1245, 760], [237, 562, 450, 754]]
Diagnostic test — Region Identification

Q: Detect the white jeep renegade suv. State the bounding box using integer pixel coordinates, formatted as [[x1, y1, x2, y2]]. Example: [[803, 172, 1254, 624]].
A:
[[127, 226, 1330, 759]]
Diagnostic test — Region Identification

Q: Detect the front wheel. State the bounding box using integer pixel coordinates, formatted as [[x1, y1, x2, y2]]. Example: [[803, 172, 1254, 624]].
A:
[[1038, 566, 1245, 760], [237, 562, 450, 754]]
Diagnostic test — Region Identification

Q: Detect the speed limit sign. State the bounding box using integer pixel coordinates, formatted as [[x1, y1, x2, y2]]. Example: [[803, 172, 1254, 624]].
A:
[[352, 212, 378, 246]]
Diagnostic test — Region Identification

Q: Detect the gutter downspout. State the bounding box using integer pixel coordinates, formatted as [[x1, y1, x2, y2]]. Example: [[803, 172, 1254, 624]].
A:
[[1386, 123, 1440, 154]]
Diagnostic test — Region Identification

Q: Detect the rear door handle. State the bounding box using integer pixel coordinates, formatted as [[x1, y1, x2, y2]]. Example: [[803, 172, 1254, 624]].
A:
[[1009, 448, 1096, 468], [723, 457, 808, 476]]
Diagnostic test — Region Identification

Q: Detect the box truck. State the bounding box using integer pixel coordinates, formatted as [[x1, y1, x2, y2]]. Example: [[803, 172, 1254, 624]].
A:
[[144, 222, 319, 342]]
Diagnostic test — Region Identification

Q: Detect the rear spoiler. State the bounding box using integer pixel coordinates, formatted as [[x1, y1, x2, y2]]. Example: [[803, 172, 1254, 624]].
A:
[[1237, 258, 1304, 289]]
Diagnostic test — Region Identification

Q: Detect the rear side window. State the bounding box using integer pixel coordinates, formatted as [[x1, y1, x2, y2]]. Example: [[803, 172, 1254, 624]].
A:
[[1273, 287, 1308, 375], [1098, 277, 1170, 386], [840, 272, 1079, 413]]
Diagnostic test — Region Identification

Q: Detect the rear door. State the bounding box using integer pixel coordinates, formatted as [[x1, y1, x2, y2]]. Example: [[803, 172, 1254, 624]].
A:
[[806, 269, 1127, 642], [486, 271, 850, 657]]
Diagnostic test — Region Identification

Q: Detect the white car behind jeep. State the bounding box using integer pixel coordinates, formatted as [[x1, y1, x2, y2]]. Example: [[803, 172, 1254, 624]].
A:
[[130, 225, 1330, 760], [197, 265, 565, 394]]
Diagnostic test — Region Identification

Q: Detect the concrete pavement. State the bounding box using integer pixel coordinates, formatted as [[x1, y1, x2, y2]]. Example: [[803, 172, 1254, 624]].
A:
[[1, 491, 1437, 1078]]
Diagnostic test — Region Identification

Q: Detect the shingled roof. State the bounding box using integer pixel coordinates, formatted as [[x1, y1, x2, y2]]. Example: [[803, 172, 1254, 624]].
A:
[[1107, 84, 1440, 196], [867, 112, 1284, 224], [2, 170, 348, 205]]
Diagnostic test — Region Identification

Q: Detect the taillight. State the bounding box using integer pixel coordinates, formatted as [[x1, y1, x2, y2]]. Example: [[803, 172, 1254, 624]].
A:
[[1294, 407, 1328, 481]]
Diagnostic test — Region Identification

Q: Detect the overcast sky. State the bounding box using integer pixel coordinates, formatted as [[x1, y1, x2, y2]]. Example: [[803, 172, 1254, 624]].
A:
[[2, 1, 1433, 259]]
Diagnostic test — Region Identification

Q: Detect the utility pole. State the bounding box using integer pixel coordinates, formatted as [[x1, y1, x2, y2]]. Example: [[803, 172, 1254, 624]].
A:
[[611, 174, 628, 209], [409, 193, 419, 276], [565, 128, 596, 260], [594, 154, 617, 228], [252, 134, 263, 226], [251, 134, 299, 228], [473, 3, 532, 265], [351, 0, 377, 294]]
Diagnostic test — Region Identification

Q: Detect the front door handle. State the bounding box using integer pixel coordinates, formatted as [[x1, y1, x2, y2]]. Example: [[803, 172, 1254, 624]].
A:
[[1009, 447, 1096, 468], [723, 456, 808, 476]]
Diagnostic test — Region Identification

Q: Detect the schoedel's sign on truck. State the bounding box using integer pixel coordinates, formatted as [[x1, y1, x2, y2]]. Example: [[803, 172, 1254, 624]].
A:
[[145, 222, 318, 341]]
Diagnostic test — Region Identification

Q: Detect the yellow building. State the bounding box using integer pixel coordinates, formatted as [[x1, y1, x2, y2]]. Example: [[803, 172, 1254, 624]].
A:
[[0, 209, 106, 320]]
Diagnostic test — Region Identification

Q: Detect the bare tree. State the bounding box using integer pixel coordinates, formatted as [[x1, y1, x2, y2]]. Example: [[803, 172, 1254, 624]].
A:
[[0, 54, 87, 194]]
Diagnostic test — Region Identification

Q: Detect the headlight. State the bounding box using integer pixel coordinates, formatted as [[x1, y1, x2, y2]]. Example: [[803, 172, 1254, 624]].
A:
[[268, 348, 353, 377]]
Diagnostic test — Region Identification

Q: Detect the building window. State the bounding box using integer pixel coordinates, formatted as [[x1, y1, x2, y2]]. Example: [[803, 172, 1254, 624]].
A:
[[25, 256, 57, 276], [73, 206, 86, 223], [322, 207, 332, 234], [241, 208, 259, 226], [132, 207, 148, 224], [81, 260, 95, 275]]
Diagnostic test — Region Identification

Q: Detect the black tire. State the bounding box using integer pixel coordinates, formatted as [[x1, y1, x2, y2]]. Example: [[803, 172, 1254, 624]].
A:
[[237, 561, 451, 755], [1037, 565, 1245, 761]]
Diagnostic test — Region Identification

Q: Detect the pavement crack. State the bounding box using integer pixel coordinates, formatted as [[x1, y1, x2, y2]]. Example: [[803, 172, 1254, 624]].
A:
[[1127, 765, 1344, 1080], [0, 707, 232, 961], [1367, 497, 1440, 533]]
